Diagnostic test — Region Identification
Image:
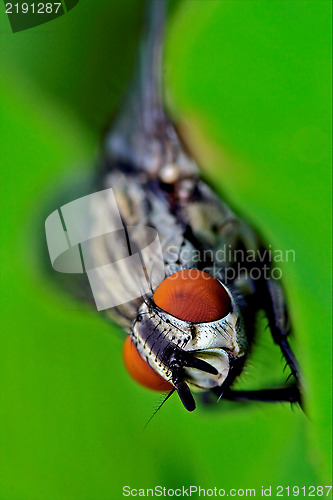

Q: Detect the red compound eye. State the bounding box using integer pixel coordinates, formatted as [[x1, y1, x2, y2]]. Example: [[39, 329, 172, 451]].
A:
[[123, 336, 173, 392], [153, 269, 232, 323]]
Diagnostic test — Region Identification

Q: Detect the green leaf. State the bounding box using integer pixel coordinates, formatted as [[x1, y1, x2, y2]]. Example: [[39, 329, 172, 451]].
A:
[[0, 1, 331, 498]]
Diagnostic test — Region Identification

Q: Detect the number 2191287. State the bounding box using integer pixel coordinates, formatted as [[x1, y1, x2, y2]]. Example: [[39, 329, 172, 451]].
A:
[[275, 485, 332, 496], [5, 3, 62, 14]]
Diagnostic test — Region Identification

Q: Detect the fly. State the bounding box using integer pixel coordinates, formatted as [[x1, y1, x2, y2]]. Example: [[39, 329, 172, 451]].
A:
[[47, 0, 301, 412]]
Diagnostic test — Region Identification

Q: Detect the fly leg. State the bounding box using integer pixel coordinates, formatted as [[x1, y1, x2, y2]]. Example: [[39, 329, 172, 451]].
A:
[[206, 383, 302, 407], [256, 275, 300, 384], [221, 384, 302, 406]]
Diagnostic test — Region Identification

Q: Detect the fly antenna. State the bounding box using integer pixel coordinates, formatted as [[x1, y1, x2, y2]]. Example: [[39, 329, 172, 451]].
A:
[[170, 362, 196, 412]]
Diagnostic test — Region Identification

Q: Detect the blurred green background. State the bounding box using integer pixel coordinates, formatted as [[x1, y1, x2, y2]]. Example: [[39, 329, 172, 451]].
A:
[[0, 1, 332, 499]]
